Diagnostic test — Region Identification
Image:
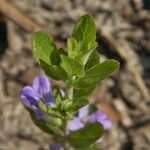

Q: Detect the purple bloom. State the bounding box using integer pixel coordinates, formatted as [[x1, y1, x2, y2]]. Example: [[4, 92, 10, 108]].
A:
[[67, 105, 112, 131], [21, 76, 54, 119], [67, 117, 84, 131], [49, 143, 63, 150], [78, 104, 89, 119], [87, 111, 112, 130], [67, 105, 112, 144]]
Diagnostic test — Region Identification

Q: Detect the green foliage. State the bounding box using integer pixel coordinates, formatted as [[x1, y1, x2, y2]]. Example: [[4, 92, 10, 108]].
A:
[[60, 97, 89, 113], [39, 60, 68, 81], [29, 110, 63, 135], [68, 15, 97, 65], [32, 16, 119, 88], [52, 86, 64, 105], [60, 99, 73, 111], [32, 31, 59, 65], [69, 97, 89, 112], [60, 55, 84, 78], [73, 60, 119, 89], [85, 50, 100, 71], [31, 14, 120, 149], [74, 85, 96, 97], [67, 37, 79, 58], [72, 15, 96, 51], [68, 122, 104, 149], [38, 101, 62, 118]]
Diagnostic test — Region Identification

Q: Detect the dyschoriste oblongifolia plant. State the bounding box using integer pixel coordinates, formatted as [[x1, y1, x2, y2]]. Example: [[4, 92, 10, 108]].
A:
[[20, 14, 119, 150]]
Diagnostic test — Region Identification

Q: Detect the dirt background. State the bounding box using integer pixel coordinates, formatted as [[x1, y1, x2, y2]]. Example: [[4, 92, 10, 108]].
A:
[[0, 0, 150, 150]]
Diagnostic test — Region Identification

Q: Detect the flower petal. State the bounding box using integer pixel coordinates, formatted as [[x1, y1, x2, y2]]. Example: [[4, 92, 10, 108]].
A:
[[21, 86, 39, 108], [32, 105, 45, 120], [78, 104, 89, 119], [32, 76, 51, 96], [49, 143, 63, 150], [43, 92, 55, 104], [96, 137, 103, 144], [67, 117, 84, 131], [60, 89, 65, 98], [88, 111, 112, 130], [100, 119, 112, 130], [20, 95, 32, 109]]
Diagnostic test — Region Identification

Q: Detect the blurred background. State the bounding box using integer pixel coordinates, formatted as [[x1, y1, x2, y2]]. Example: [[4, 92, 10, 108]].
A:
[[0, 0, 150, 150]]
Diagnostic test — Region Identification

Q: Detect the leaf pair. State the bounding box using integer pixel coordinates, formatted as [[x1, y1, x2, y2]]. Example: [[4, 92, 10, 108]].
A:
[[32, 31, 68, 82], [74, 59, 119, 97]]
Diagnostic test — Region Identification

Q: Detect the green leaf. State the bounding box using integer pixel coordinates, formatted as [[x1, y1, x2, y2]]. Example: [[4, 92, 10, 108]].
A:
[[58, 48, 67, 56], [89, 104, 97, 115], [85, 50, 100, 71], [53, 86, 64, 106], [67, 37, 79, 58], [74, 85, 95, 97], [72, 14, 96, 51], [38, 101, 62, 118], [52, 48, 67, 65], [71, 14, 97, 65], [40, 60, 68, 81], [60, 97, 89, 112], [32, 31, 58, 65], [60, 99, 73, 111], [68, 122, 104, 149], [50, 47, 61, 66], [76, 45, 97, 66], [69, 97, 89, 112], [29, 110, 63, 135], [60, 55, 84, 77], [73, 59, 120, 89]]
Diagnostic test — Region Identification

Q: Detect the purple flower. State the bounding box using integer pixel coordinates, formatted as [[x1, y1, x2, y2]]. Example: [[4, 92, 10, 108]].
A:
[[20, 76, 54, 119], [87, 111, 112, 130], [49, 143, 63, 150], [67, 105, 112, 144], [78, 104, 89, 119], [67, 105, 112, 131], [67, 117, 84, 131], [67, 105, 88, 131]]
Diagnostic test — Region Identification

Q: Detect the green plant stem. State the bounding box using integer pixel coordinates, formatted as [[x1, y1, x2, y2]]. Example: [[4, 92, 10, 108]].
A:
[[68, 86, 73, 100]]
